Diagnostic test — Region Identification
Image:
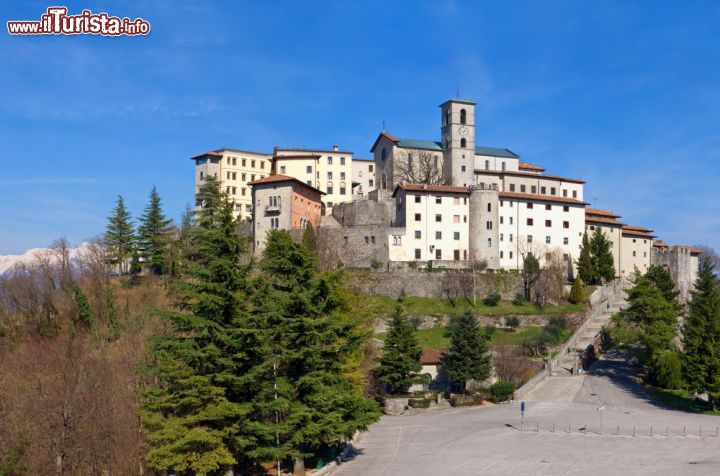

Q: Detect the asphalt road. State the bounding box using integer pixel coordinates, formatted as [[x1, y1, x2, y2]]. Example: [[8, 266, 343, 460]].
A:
[[334, 353, 720, 475]]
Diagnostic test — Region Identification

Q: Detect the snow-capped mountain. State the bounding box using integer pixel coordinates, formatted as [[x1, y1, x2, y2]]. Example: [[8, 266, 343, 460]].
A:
[[0, 242, 93, 278]]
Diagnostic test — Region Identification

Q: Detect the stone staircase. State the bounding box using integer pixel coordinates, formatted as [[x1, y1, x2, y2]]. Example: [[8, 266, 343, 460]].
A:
[[551, 294, 627, 376]]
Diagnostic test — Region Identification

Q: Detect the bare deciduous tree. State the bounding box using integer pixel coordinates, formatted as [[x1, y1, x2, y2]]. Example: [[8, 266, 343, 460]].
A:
[[492, 345, 539, 386], [393, 149, 450, 185]]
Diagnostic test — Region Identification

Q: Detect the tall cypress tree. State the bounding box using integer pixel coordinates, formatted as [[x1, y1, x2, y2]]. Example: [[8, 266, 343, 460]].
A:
[[590, 227, 615, 283], [142, 177, 252, 475], [248, 230, 379, 474], [682, 256, 720, 394], [576, 233, 594, 285], [375, 306, 423, 395], [105, 195, 135, 276], [442, 312, 491, 392], [137, 186, 173, 275]]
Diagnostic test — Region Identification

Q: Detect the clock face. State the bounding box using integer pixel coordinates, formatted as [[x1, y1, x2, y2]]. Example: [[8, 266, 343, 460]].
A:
[[459, 126, 469, 136]]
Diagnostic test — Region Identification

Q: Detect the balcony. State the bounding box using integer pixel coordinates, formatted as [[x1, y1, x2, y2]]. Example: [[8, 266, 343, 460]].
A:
[[265, 203, 282, 213]]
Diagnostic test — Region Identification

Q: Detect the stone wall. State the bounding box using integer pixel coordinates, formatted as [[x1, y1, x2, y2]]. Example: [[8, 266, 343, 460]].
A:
[[331, 197, 396, 227], [344, 269, 523, 300]]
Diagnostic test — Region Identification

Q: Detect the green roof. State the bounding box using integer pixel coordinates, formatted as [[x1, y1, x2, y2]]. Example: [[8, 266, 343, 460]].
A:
[[394, 137, 519, 158]]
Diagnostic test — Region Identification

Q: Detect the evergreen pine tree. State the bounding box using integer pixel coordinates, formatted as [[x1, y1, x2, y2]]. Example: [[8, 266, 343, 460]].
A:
[[521, 253, 541, 300], [104, 195, 135, 275], [576, 233, 594, 285], [646, 265, 681, 312], [569, 277, 585, 304], [682, 256, 720, 394], [590, 227, 615, 283], [142, 176, 252, 475], [375, 306, 423, 394], [442, 312, 491, 392], [249, 230, 379, 474], [137, 186, 173, 275], [611, 274, 677, 372]]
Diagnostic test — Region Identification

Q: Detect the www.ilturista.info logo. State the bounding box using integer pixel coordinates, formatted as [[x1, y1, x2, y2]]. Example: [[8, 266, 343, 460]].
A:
[[7, 7, 150, 36]]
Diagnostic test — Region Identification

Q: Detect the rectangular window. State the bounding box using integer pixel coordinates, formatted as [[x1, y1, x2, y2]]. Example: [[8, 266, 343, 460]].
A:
[[486, 221, 492, 230], [509, 184, 516, 192], [500, 216, 504, 224], [520, 185, 526, 193], [280, 166, 286, 174], [531, 185, 537, 193], [242, 173, 247, 181], [563, 237, 569, 245], [340, 157, 346, 165], [415, 248, 421, 259], [527, 203, 533, 209], [546, 236, 551, 244], [633, 250, 637, 257], [487, 203, 492, 212], [435, 214, 442, 222], [509, 233, 513, 242], [527, 235, 533, 243], [340, 172, 346, 180], [327, 156, 333, 165], [461, 165, 466, 172], [415, 230, 421, 239], [242, 158, 247, 167], [510, 251, 514, 259], [327, 171, 333, 179], [415, 195, 421, 203], [340, 187, 346, 195], [541, 186, 546, 194], [500, 251, 504, 259], [453, 232, 460, 240], [527, 218, 534, 226], [436, 197, 442, 204], [563, 206, 569, 212], [500, 233, 504, 241], [487, 238, 492, 248], [572, 190, 577, 198], [453, 197, 460, 205], [369, 179, 374, 187], [545, 220, 552, 227], [454, 249, 460, 261], [369, 164, 374, 172], [327, 186, 333, 194], [364, 236, 369, 244], [415, 213, 421, 221], [251, 174, 256, 181], [545, 204, 551, 211], [306, 180, 312, 186], [260, 161, 265, 169], [563, 221, 569, 229], [306, 165, 312, 174], [453, 215, 460, 223], [550, 187, 556, 195], [251, 160, 256, 168], [563, 189, 568, 197], [509, 217, 514, 225], [436, 249, 442, 260], [435, 231, 442, 239], [371, 236, 376, 244]]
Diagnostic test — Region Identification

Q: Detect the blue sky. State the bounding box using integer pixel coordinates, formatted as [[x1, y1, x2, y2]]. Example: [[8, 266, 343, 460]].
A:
[[1, 0, 720, 254]]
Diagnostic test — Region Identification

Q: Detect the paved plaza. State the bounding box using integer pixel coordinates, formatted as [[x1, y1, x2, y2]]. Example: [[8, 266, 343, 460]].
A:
[[335, 354, 720, 475]]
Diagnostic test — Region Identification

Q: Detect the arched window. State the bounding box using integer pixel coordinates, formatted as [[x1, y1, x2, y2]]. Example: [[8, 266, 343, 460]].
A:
[[460, 138, 466, 148], [485, 160, 490, 170], [460, 109, 466, 124], [381, 148, 387, 161]]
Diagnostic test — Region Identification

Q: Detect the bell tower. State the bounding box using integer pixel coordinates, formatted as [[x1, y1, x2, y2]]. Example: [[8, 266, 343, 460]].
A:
[[440, 99, 476, 187]]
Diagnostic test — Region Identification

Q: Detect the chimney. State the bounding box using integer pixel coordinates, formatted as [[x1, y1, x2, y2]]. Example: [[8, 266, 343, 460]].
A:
[[333, 144, 339, 151]]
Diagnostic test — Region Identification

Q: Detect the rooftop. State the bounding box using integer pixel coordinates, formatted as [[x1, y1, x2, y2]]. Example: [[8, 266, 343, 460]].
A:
[[392, 183, 471, 196], [371, 131, 519, 158], [586, 208, 621, 218], [585, 215, 625, 227], [499, 191, 588, 206], [275, 146, 354, 154], [190, 148, 272, 160], [475, 168, 585, 184], [518, 161, 546, 172], [421, 348, 447, 365], [247, 174, 325, 195]]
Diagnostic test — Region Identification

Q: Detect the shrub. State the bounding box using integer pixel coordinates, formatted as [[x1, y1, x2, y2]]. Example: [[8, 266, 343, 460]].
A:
[[483, 293, 501, 306], [397, 288, 407, 303], [652, 350, 683, 389], [512, 293, 525, 306], [484, 324, 497, 337], [505, 315, 520, 330], [490, 381, 516, 402], [370, 259, 383, 271], [569, 278, 585, 304], [449, 393, 484, 407]]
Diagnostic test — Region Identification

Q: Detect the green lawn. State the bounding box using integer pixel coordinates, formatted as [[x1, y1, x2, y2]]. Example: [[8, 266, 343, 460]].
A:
[[349, 292, 582, 318], [376, 326, 547, 349], [645, 386, 720, 415]]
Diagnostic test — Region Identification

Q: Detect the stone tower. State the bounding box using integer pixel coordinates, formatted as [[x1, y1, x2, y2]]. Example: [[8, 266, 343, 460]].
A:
[[440, 99, 476, 187], [469, 184, 500, 269]]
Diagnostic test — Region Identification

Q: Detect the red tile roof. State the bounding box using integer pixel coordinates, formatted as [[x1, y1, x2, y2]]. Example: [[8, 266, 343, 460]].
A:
[[274, 154, 321, 160], [585, 208, 621, 219], [518, 161, 546, 172], [622, 225, 656, 239], [475, 169, 585, 184], [677, 245, 702, 254], [586, 215, 625, 227], [247, 174, 325, 195], [392, 183, 471, 196], [623, 225, 653, 232], [421, 348, 447, 365], [499, 191, 588, 206], [190, 148, 272, 160], [190, 149, 224, 160], [370, 131, 400, 152], [276, 147, 354, 154]]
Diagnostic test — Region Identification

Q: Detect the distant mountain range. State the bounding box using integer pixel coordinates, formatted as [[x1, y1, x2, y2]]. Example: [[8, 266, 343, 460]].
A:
[[0, 242, 93, 278]]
